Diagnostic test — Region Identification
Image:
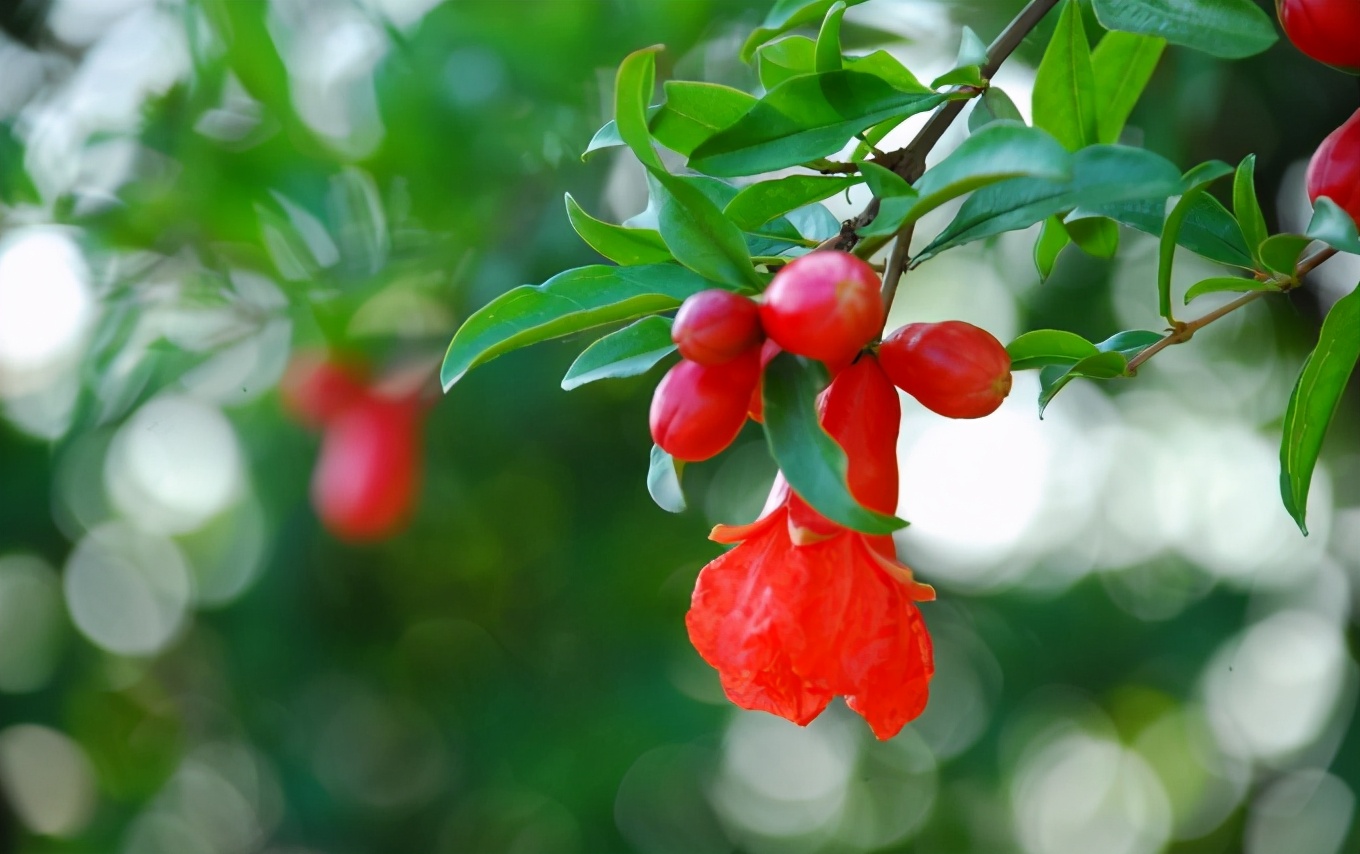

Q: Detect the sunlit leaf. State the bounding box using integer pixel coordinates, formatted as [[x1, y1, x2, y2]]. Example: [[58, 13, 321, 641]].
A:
[[740, 0, 870, 62], [565, 194, 672, 266], [561, 316, 676, 390], [814, 1, 846, 72], [1006, 329, 1100, 371], [1032, 0, 1097, 151], [647, 171, 763, 289], [650, 82, 758, 157]]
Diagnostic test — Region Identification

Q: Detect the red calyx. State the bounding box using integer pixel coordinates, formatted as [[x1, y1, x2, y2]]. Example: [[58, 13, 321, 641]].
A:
[[759, 251, 884, 367], [1307, 108, 1360, 227], [878, 321, 1012, 419]]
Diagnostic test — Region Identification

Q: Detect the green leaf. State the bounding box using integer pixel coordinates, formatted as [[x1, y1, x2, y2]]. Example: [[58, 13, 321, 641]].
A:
[[1157, 162, 1235, 321], [1091, 0, 1277, 59], [441, 264, 716, 389], [1258, 233, 1314, 278], [741, 0, 870, 62], [1095, 329, 1163, 360], [688, 70, 945, 178], [647, 171, 762, 289], [1065, 216, 1120, 258], [930, 27, 988, 88], [1306, 197, 1360, 255], [858, 161, 914, 198], [757, 36, 816, 90], [1006, 328, 1100, 370], [844, 51, 928, 94], [724, 175, 862, 231], [650, 82, 758, 157], [1091, 31, 1165, 144], [1034, 217, 1072, 279], [1032, 0, 1098, 151], [647, 445, 687, 514], [931, 65, 986, 90], [582, 119, 626, 161], [561, 316, 676, 391], [762, 353, 907, 534], [968, 87, 1024, 133], [1233, 154, 1269, 263], [859, 123, 1074, 238], [1184, 275, 1274, 303], [1280, 285, 1360, 534], [814, 1, 846, 73], [850, 115, 908, 161], [918, 145, 1185, 263], [565, 194, 672, 266], [1037, 351, 1130, 415], [615, 46, 665, 171], [1084, 192, 1253, 267]]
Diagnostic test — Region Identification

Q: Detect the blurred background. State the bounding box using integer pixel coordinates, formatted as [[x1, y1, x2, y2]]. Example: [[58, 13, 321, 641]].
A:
[[1, 0, 1358, 852]]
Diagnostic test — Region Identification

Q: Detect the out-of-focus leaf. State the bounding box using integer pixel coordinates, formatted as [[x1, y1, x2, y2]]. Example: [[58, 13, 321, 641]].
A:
[[1233, 154, 1269, 263], [1065, 216, 1120, 258], [1258, 233, 1314, 278], [561, 316, 676, 390], [615, 45, 665, 171], [1306, 197, 1360, 255], [1280, 285, 1360, 534], [740, 0, 870, 62], [650, 82, 758, 157], [647, 445, 688, 513], [814, 1, 846, 72], [1032, 0, 1097, 151], [757, 36, 816, 90], [968, 87, 1024, 133], [441, 264, 717, 389], [724, 175, 862, 231], [1091, 0, 1278, 59], [1095, 329, 1163, 360], [689, 70, 945, 177], [1006, 329, 1099, 370], [1184, 275, 1274, 303], [647, 172, 762, 289], [1091, 31, 1165, 144], [762, 353, 907, 533], [565, 194, 672, 266], [1034, 216, 1071, 279], [1158, 161, 1235, 320]]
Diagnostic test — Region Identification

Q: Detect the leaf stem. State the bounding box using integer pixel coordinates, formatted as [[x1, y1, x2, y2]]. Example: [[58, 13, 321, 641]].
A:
[[1126, 246, 1340, 373]]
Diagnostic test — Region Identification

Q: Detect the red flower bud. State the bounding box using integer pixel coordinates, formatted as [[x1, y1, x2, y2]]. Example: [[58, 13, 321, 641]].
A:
[[672, 289, 764, 365], [1277, 0, 1360, 72], [279, 352, 369, 430], [650, 348, 762, 462], [1307, 108, 1360, 227], [311, 392, 422, 541], [760, 251, 884, 366], [878, 321, 1012, 419]]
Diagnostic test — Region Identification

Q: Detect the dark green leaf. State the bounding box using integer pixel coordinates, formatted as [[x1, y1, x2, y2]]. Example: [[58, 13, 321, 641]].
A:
[[968, 87, 1024, 133], [1184, 275, 1274, 303], [757, 36, 816, 90], [1091, 0, 1277, 59], [858, 161, 914, 198], [1032, 0, 1098, 151], [647, 171, 762, 289], [814, 1, 847, 73], [1038, 351, 1130, 415], [561, 316, 676, 391], [565, 194, 672, 266], [1280, 286, 1360, 534], [689, 70, 945, 178], [1095, 329, 1163, 360], [762, 353, 907, 533], [1158, 162, 1234, 321], [1258, 233, 1314, 278], [441, 264, 716, 389], [1233, 154, 1269, 263], [1091, 31, 1165, 144], [1306, 197, 1360, 255], [724, 175, 862, 231], [650, 82, 758, 157], [615, 46, 665, 171], [1034, 216, 1072, 280], [647, 445, 687, 514], [1006, 328, 1100, 370], [741, 0, 870, 62], [1065, 216, 1120, 258], [1084, 192, 1253, 267], [918, 145, 1185, 263]]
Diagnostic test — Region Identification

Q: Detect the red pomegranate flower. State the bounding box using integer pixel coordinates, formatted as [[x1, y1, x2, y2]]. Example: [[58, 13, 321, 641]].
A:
[[686, 356, 935, 739]]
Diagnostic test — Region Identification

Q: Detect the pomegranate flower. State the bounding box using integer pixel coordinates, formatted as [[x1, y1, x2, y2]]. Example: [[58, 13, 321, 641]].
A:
[[686, 356, 935, 739]]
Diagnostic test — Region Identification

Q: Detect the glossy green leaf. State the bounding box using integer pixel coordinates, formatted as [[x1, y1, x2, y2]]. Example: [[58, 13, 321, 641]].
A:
[[669, 175, 813, 256], [1091, 0, 1277, 59], [1083, 192, 1253, 267], [1280, 285, 1360, 534], [724, 175, 862, 231], [561, 316, 676, 391], [859, 123, 1074, 238], [1306, 197, 1360, 255], [1037, 351, 1130, 415], [615, 46, 665, 171], [1095, 329, 1163, 360], [968, 87, 1024, 133], [441, 264, 716, 389], [844, 51, 928, 94], [918, 145, 1185, 263], [688, 70, 945, 178], [1065, 216, 1120, 258], [1233, 154, 1269, 263], [582, 119, 626, 161], [762, 353, 907, 534], [1032, 0, 1098, 151], [757, 36, 816, 90], [1034, 217, 1071, 279], [930, 26, 988, 88], [1259, 233, 1314, 278], [565, 194, 672, 266], [930, 65, 985, 90], [1091, 31, 1165, 144], [1158, 162, 1235, 321], [741, 0, 870, 62], [1183, 275, 1274, 303], [850, 115, 908, 161], [1006, 328, 1100, 370], [646, 171, 762, 290], [814, 1, 846, 72], [650, 82, 758, 157], [647, 445, 687, 514], [859, 161, 914, 198]]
